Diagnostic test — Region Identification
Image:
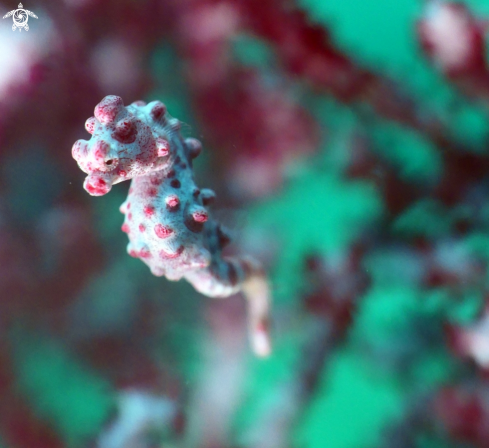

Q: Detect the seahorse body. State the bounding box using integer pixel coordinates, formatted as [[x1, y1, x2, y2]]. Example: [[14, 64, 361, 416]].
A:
[[72, 96, 271, 355]]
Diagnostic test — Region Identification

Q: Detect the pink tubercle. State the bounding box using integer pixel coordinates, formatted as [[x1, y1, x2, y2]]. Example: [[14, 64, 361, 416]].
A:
[[166, 195, 180, 209], [72, 140, 88, 161], [112, 118, 137, 144], [150, 177, 163, 186], [144, 205, 155, 217], [85, 117, 97, 135], [84, 176, 110, 196], [185, 138, 202, 159], [151, 102, 166, 120], [93, 140, 110, 162], [159, 245, 184, 259], [154, 224, 174, 239], [192, 210, 208, 223], [94, 95, 124, 124], [139, 248, 152, 258], [156, 138, 170, 157]]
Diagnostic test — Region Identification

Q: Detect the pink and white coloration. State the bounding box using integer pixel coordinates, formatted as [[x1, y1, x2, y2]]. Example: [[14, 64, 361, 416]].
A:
[[418, 1, 487, 77], [72, 95, 173, 196], [72, 95, 271, 357]]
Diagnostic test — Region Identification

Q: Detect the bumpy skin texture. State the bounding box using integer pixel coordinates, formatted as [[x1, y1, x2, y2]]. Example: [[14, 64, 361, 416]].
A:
[[72, 96, 173, 196], [73, 95, 271, 355]]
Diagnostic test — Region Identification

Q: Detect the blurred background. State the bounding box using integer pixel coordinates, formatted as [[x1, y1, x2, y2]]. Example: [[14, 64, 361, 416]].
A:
[[2, 0, 489, 447]]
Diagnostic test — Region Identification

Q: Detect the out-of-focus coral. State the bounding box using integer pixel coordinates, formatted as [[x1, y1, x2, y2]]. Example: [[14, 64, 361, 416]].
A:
[[418, 0, 489, 102], [170, 0, 320, 197], [97, 390, 176, 448]]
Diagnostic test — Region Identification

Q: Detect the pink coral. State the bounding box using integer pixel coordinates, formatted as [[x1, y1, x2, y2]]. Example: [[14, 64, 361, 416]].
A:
[[418, 1, 486, 77]]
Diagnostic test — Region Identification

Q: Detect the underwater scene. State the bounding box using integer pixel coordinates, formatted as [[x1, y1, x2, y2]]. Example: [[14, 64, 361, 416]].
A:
[[1, 0, 489, 447]]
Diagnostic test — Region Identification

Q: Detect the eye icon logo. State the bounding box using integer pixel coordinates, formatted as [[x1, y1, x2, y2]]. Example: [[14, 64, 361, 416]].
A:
[[2, 3, 38, 31]]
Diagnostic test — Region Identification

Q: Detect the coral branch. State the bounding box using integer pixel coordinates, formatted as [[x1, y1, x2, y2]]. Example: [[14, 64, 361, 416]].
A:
[[239, 0, 438, 136]]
